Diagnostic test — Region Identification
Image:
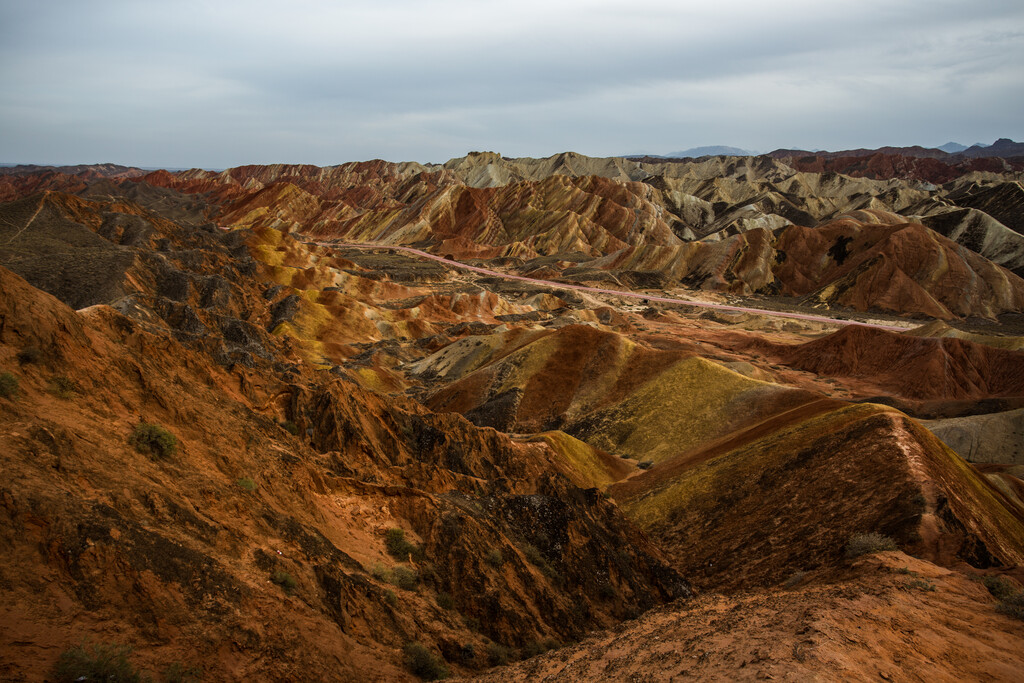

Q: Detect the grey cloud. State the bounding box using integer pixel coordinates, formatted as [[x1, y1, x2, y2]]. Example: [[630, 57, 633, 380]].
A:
[[1, 0, 1022, 166]]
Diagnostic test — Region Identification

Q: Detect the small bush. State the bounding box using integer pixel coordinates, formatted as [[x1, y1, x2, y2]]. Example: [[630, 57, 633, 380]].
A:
[[485, 642, 512, 666], [983, 575, 1018, 602], [637, 460, 654, 470], [783, 570, 808, 588], [523, 544, 545, 567], [485, 549, 504, 567], [236, 477, 257, 492], [371, 562, 392, 582], [0, 371, 18, 398], [520, 544, 561, 581], [163, 662, 202, 683], [458, 643, 476, 665], [280, 420, 299, 435], [997, 592, 1024, 620], [845, 533, 897, 558], [271, 569, 297, 594], [385, 589, 398, 606], [129, 423, 178, 459], [52, 642, 142, 683], [48, 375, 79, 399], [906, 578, 936, 592], [16, 346, 41, 365], [403, 642, 449, 681], [392, 566, 419, 591], [436, 591, 455, 610], [419, 561, 437, 584], [386, 528, 423, 561], [522, 638, 560, 659]]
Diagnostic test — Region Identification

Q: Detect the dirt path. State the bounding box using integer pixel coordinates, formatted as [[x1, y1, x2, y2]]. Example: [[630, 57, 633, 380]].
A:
[[306, 240, 914, 332]]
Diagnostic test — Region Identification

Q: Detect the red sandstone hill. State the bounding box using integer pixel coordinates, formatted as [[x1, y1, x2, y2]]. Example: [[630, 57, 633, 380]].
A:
[[2, 161, 1024, 681], [772, 215, 1024, 319], [0, 263, 687, 680], [780, 153, 1018, 183], [752, 325, 1024, 402]]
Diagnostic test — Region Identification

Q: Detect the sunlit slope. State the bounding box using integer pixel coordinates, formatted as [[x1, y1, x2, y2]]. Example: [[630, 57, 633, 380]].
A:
[[567, 356, 814, 463], [527, 430, 633, 490], [245, 225, 569, 369], [424, 325, 816, 462]]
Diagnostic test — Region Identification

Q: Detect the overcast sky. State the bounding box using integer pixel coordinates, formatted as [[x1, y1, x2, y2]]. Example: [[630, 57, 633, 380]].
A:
[[1, 0, 1022, 167]]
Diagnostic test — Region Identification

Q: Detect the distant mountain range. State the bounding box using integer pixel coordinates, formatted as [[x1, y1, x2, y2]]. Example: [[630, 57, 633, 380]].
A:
[[626, 139, 1022, 161], [666, 145, 754, 158]]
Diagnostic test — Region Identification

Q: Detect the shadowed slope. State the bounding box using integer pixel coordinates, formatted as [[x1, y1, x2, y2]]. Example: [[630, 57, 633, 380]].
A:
[[757, 325, 1024, 401], [610, 403, 1024, 592]]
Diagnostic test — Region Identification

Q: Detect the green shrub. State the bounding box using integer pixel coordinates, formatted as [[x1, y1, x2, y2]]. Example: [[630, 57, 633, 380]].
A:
[[997, 592, 1024, 620], [983, 575, 1018, 602], [392, 566, 419, 591], [370, 562, 392, 582], [522, 638, 560, 659], [16, 346, 41, 365], [129, 423, 178, 459], [385, 589, 398, 606], [845, 533, 897, 558], [522, 543, 559, 581], [523, 544, 545, 566], [783, 570, 808, 588], [485, 642, 512, 666], [485, 549, 504, 567], [386, 528, 423, 561], [403, 642, 449, 680], [906, 578, 936, 592], [51, 642, 142, 683], [637, 460, 654, 470], [458, 643, 476, 665], [48, 375, 78, 399], [418, 561, 437, 584], [0, 371, 18, 398], [271, 569, 297, 594], [236, 477, 257, 492], [280, 420, 299, 435], [436, 591, 455, 610], [163, 662, 201, 683]]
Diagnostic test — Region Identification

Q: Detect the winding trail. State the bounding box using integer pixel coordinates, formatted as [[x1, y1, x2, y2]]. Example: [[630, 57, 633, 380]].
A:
[[302, 240, 913, 332]]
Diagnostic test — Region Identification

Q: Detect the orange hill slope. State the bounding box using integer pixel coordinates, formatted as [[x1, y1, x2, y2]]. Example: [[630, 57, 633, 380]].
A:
[[0, 262, 690, 681], [464, 552, 1024, 683], [610, 402, 1024, 592], [752, 325, 1024, 402], [423, 325, 822, 466], [773, 213, 1024, 319]]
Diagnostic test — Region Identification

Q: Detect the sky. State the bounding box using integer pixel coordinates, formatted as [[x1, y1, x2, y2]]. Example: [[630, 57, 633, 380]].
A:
[[1, 0, 1023, 168]]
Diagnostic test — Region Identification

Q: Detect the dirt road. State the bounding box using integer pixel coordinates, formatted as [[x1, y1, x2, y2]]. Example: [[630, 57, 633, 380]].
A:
[[309, 240, 913, 332]]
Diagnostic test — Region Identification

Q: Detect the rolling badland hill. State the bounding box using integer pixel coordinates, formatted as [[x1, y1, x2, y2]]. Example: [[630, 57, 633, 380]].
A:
[[2, 150, 1024, 681]]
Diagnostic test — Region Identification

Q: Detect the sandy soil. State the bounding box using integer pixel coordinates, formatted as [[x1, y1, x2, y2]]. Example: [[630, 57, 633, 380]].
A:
[[461, 552, 1024, 682]]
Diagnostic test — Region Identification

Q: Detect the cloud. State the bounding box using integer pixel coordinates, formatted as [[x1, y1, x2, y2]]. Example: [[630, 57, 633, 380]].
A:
[[1, 0, 1022, 165]]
